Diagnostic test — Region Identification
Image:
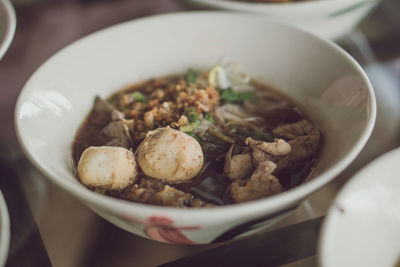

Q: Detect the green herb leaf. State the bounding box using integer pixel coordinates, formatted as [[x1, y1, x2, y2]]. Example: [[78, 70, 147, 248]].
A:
[[220, 88, 238, 103], [184, 107, 199, 123], [187, 68, 196, 84], [132, 91, 147, 103], [187, 114, 198, 123], [220, 88, 255, 104], [205, 113, 215, 123], [238, 91, 256, 102], [180, 121, 200, 136]]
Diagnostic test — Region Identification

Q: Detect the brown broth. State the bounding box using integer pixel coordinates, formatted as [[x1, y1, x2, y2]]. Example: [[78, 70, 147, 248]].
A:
[[72, 74, 321, 206]]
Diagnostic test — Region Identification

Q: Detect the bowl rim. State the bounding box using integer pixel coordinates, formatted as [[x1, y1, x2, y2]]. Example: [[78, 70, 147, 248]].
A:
[[186, 0, 381, 10], [0, 190, 10, 266], [0, 0, 16, 60], [318, 147, 400, 267], [14, 11, 376, 219]]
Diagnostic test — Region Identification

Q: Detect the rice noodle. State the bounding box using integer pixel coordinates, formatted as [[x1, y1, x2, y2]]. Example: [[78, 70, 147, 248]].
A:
[[243, 101, 290, 115], [215, 104, 266, 132]]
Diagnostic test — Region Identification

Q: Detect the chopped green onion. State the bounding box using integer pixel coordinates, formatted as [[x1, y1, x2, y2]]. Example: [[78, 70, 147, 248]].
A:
[[132, 91, 147, 103], [187, 68, 196, 84]]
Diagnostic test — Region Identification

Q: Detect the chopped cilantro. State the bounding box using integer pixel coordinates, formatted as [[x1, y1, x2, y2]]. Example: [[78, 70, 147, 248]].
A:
[[237, 91, 256, 102], [219, 88, 236, 103], [180, 121, 200, 136], [132, 91, 147, 103], [184, 107, 199, 123], [219, 88, 255, 104], [205, 113, 215, 123]]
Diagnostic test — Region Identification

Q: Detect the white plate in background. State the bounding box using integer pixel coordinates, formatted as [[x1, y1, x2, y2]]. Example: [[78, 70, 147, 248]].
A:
[[320, 147, 400, 267], [0, 0, 16, 60]]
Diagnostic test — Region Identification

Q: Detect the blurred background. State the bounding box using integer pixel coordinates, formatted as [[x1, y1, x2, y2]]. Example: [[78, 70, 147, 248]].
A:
[[0, 0, 399, 266]]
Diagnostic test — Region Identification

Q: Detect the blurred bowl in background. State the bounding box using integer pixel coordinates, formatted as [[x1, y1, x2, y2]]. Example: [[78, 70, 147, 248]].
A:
[[184, 0, 382, 40], [0, 0, 16, 60], [0, 191, 10, 267]]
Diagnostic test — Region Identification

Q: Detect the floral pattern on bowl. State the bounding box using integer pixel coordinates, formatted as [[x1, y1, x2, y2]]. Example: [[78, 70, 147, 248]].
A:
[[121, 214, 200, 244]]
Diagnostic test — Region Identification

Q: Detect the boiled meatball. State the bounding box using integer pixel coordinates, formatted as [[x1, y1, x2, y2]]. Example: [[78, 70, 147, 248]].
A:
[[77, 146, 138, 190], [137, 127, 204, 182]]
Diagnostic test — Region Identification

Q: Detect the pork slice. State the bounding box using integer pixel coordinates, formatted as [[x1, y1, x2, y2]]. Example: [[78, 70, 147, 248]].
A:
[[102, 120, 132, 149], [230, 160, 282, 203], [273, 119, 321, 163]]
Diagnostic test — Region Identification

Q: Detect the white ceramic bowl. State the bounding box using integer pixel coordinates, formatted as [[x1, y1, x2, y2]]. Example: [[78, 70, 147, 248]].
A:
[[15, 12, 376, 244], [319, 147, 400, 267], [0, 191, 10, 266], [0, 0, 16, 60], [185, 0, 381, 40]]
